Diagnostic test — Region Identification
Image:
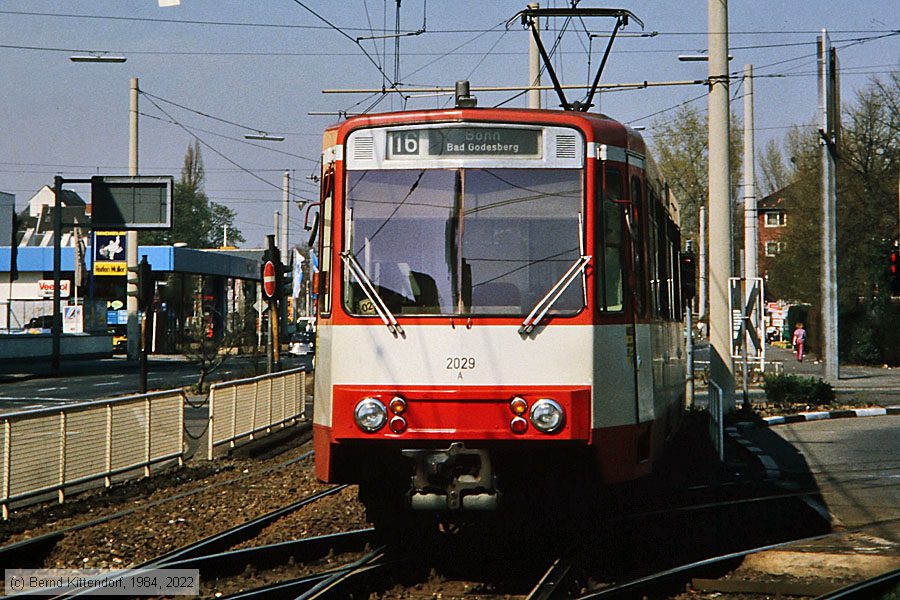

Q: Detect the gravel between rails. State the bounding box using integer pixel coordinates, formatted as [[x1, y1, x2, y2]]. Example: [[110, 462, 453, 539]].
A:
[[0, 430, 368, 571]]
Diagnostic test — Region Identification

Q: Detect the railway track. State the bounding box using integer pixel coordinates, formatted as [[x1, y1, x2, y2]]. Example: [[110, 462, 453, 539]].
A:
[[0, 450, 316, 569], [574, 522, 900, 599], [9, 484, 369, 598]]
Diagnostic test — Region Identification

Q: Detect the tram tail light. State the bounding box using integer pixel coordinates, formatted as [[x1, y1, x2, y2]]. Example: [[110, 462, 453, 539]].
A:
[[510, 416, 528, 434], [389, 416, 408, 434]]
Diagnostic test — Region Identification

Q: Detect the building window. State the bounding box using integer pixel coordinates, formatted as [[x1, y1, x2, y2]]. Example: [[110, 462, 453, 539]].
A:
[[765, 212, 786, 227], [765, 241, 785, 257]]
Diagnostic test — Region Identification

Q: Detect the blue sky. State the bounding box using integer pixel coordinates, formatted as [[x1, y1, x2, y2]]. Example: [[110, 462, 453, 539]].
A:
[[1, 1, 897, 247]]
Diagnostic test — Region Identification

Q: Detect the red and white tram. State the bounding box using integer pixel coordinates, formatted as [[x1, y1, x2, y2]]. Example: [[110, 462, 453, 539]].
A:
[[312, 97, 686, 525]]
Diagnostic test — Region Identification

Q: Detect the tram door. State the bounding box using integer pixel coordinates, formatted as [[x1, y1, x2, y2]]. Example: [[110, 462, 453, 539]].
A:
[[626, 157, 654, 426], [601, 159, 648, 435]]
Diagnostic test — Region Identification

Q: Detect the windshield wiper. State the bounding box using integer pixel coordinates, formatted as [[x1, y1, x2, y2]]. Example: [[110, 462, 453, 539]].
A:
[[519, 254, 591, 335], [341, 251, 404, 336]]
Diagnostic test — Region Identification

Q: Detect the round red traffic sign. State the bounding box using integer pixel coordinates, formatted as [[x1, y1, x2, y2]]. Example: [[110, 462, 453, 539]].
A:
[[263, 260, 276, 298]]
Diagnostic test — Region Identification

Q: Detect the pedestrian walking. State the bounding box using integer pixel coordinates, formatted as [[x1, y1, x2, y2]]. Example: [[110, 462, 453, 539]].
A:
[[792, 322, 806, 362]]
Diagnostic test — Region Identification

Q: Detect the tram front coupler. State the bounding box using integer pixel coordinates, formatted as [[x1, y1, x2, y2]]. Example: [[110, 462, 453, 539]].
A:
[[402, 442, 498, 511]]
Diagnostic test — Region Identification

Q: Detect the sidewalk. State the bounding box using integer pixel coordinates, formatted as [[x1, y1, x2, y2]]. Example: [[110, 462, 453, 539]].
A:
[[767, 344, 900, 406]]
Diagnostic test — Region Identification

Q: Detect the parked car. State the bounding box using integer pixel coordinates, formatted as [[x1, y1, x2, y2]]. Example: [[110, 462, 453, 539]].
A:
[[25, 315, 54, 330], [289, 330, 315, 356]]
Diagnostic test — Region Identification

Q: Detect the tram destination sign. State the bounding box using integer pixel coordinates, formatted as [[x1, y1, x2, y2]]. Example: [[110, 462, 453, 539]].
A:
[[387, 127, 541, 159]]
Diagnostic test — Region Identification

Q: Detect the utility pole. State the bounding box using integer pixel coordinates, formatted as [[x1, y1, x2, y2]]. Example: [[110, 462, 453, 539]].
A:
[[51, 176, 63, 371], [126, 77, 140, 361], [743, 63, 759, 402], [527, 2, 541, 109], [699, 205, 708, 324], [707, 0, 735, 412], [281, 170, 290, 256], [743, 64, 758, 284], [818, 30, 839, 382]]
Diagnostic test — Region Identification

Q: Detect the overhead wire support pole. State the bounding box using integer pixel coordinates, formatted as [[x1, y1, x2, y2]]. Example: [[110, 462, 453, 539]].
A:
[[127, 77, 140, 362], [527, 2, 541, 110], [707, 0, 735, 413], [52, 176, 63, 372], [818, 29, 840, 383], [526, 14, 570, 109]]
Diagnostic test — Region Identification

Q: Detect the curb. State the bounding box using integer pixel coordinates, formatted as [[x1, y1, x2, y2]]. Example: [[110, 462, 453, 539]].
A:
[[727, 407, 900, 482], [761, 406, 900, 426], [726, 425, 781, 480]]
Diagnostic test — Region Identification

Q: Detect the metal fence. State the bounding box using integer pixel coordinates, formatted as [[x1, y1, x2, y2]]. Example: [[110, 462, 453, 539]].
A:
[[207, 368, 308, 459], [1, 390, 186, 519]]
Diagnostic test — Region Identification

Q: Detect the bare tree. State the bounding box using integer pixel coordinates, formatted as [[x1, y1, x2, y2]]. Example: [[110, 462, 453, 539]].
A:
[[759, 138, 790, 198], [183, 305, 256, 392]]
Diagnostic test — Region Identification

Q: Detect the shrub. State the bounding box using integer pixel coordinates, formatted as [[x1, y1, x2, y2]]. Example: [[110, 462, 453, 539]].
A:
[[762, 373, 835, 407]]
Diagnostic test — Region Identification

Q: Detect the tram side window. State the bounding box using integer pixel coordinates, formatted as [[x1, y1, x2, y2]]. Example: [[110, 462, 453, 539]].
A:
[[603, 167, 624, 311], [669, 219, 681, 320], [630, 176, 646, 317], [653, 193, 670, 320], [318, 166, 334, 316], [646, 194, 658, 317]]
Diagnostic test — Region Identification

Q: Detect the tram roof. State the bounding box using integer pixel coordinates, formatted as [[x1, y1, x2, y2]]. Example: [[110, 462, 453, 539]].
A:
[[323, 107, 646, 156]]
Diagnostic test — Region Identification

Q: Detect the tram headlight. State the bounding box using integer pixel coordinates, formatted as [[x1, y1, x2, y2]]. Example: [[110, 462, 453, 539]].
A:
[[530, 399, 565, 434], [354, 398, 387, 433]]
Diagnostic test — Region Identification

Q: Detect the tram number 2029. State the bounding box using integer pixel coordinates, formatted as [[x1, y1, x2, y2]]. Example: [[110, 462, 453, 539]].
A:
[[389, 131, 420, 155], [446, 356, 476, 370]]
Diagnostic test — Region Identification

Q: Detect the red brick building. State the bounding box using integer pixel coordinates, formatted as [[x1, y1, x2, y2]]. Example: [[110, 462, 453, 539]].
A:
[[757, 186, 791, 288]]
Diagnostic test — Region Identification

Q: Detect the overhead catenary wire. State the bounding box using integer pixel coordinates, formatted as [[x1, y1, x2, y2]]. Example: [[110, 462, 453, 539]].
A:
[[141, 92, 312, 206], [138, 112, 316, 163], [1, 31, 895, 63], [139, 91, 286, 139], [288, 0, 395, 88], [1, 9, 897, 37]]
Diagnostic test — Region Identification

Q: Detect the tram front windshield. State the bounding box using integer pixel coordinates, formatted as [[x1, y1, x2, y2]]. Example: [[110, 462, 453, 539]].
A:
[[344, 168, 583, 317]]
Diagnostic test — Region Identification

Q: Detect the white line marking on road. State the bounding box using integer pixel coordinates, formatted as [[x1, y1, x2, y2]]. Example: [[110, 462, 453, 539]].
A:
[[37, 387, 59, 392], [94, 382, 120, 386]]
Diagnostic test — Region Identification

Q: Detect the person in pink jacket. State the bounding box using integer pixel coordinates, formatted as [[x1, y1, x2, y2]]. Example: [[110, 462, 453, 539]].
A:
[[792, 323, 807, 362]]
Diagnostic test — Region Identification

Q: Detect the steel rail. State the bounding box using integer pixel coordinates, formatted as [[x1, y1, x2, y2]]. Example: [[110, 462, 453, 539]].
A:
[[575, 531, 841, 599], [527, 554, 579, 600], [297, 547, 389, 599], [814, 567, 900, 599], [27, 483, 348, 599], [160, 529, 375, 573], [217, 569, 341, 599], [147, 484, 349, 567]]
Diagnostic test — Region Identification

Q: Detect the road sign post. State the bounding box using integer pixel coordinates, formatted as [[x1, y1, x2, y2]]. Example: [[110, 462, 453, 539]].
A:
[[263, 261, 276, 299], [730, 277, 764, 411]]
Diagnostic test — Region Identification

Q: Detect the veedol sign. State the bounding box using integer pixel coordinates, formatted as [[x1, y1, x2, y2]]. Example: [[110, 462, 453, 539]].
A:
[[38, 279, 71, 298]]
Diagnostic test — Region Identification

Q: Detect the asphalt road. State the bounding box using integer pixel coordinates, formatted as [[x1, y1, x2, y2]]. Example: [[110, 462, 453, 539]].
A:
[[738, 416, 900, 542], [0, 352, 313, 414]]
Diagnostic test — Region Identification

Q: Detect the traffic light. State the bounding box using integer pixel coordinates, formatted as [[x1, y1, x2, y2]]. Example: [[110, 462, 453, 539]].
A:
[[280, 262, 293, 301], [890, 247, 900, 296], [680, 251, 697, 301], [127, 255, 154, 310]]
